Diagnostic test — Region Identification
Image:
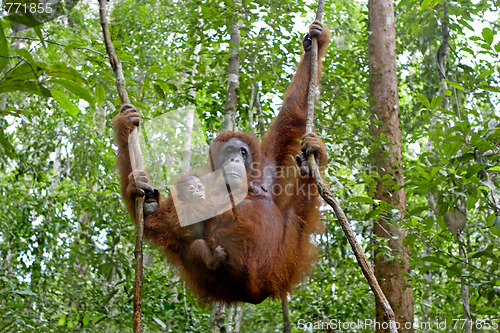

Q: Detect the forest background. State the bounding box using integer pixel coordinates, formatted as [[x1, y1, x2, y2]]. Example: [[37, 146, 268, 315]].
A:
[[0, 0, 499, 332]]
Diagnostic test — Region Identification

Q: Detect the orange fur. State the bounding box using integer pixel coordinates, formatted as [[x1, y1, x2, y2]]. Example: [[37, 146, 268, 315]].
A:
[[113, 22, 330, 304]]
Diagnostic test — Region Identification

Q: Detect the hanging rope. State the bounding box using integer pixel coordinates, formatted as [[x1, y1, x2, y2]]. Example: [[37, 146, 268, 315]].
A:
[[305, 1, 398, 332], [98, 1, 144, 332]]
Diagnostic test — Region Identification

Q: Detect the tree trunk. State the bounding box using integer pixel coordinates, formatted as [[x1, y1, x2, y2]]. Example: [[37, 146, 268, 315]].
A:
[[210, 302, 226, 333], [423, 3, 450, 330], [459, 233, 472, 333], [181, 106, 195, 173], [223, 0, 243, 131], [211, 2, 244, 331], [181, 43, 201, 173], [248, 83, 255, 135], [255, 82, 265, 136], [437, 4, 472, 331], [282, 295, 291, 333], [368, 1, 414, 332]]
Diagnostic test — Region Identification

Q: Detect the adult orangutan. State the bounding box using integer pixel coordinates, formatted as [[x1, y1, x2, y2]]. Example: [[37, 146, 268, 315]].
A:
[[114, 21, 330, 304]]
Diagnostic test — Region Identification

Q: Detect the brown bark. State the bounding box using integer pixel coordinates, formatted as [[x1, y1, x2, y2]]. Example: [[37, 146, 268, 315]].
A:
[[281, 295, 291, 333], [368, 1, 414, 332]]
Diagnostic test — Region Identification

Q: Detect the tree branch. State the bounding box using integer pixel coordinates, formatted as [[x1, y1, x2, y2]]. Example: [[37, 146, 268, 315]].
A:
[[5, 36, 109, 58]]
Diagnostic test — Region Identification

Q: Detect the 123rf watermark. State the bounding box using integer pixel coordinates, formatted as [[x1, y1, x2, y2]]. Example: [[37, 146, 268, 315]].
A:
[[297, 318, 499, 331]]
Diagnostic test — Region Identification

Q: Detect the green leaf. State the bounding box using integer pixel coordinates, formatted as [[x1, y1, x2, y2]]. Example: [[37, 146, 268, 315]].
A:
[[447, 263, 463, 276], [421, 256, 447, 266], [466, 194, 478, 210], [58, 315, 66, 326], [95, 84, 106, 106], [457, 19, 474, 31], [417, 94, 430, 108], [480, 85, 500, 93], [67, 315, 73, 328], [106, 100, 116, 112], [92, 314, 106, 324], [45, 64, 86, 84], [14, 289, 36, 296], [83, 314, 90, 326], [348, 196, 376, 204], [481, 28, 494, 45], [403, 233, 417, 247], [488, 216, 500, 237], [0, 129, 15, 158], [444, 80, 464, 91], [0, 25, 9, 72], [466, 163, 485, 178], [153, 317, 167, 329], [2, 62, 38, 81], [420, 0, 433, 9], [430, 96, 442, 109], [50, 90, 80, 116], [429, 167, 440, 180], [480, 43, 492, 51], [49, 79, 94, 104], [382, 179, 397, 186], [478, 68, 494, 79], [13, 49, 37, 71], [470, 251, 485, 259], [0, 79, 51, 96], [33, 25, 46, 49], [414, 165, 429, 179]]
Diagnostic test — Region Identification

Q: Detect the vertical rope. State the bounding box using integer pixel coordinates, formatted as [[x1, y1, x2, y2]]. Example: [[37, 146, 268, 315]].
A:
[[304, 1, 397, 331], [98, 1, 144, 332]]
